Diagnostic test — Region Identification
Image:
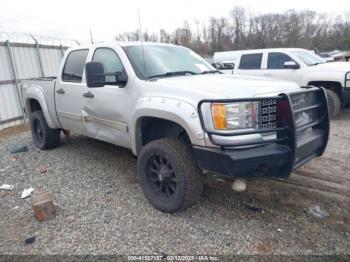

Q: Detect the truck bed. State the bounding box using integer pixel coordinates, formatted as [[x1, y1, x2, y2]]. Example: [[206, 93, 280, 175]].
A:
[[21, 78, 60, 128]]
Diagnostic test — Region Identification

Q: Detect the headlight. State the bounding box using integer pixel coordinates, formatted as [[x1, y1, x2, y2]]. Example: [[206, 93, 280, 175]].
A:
[[346, 72, 350, 88], [211, 102, 256, 130]]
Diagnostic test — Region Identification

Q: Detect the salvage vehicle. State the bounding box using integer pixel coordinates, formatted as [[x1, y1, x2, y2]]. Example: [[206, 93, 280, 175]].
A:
[[21, 42, 329, 213], [213, 48, 350, 117]]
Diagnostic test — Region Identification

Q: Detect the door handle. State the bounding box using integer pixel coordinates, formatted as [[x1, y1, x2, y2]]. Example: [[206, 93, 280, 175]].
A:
[[83, 91, 94, 98], [264, 73, 273, 77], [56, 88, 65, 94]]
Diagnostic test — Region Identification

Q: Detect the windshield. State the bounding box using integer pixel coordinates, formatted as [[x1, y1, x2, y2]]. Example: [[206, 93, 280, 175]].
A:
[[124, 45, 215, 79], [291, 50, 326, 66]]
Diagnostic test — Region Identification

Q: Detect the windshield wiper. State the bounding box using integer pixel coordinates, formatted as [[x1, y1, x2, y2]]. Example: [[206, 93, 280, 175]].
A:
[[200, 70, 221, 74], [147, 71, 197, 80], [310, 62, 326, 66]]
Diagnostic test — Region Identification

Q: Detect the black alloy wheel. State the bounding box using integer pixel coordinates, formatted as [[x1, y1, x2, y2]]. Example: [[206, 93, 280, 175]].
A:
[[146, 154, 177, 198]]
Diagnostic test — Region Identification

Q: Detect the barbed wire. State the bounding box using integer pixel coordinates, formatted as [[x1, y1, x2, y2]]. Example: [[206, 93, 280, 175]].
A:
[[0, 31, 86, 46]]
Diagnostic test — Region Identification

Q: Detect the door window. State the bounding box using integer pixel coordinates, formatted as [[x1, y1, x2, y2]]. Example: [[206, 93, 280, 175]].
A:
[[239, 53, 263, 70], [267, 52, 294, 69], [92, 48, 124, 85], [62, 49, 89, 82]]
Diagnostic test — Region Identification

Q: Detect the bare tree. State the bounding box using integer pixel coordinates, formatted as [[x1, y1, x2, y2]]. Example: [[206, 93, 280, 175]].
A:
[[115, 7, 350, 55]]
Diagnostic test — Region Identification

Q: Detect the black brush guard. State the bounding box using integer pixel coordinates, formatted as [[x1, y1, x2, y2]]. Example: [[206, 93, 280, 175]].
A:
[[193, 86, 330, 178]]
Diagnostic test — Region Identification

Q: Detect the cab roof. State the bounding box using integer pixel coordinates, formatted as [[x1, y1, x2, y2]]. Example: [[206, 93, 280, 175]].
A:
[[214, 48, 306, 55], [73, 41, 177, 50]]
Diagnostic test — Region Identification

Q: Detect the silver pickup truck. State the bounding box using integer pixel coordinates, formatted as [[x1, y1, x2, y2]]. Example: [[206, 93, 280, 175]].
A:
[[21, 42, 330, 213]]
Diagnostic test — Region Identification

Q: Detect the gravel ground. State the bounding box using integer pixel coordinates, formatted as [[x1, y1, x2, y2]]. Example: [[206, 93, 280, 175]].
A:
[[0, 110, 349, 256]]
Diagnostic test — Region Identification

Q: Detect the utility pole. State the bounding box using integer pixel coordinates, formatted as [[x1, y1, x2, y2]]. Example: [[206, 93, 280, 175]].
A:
[[90, 29, 94, 44]]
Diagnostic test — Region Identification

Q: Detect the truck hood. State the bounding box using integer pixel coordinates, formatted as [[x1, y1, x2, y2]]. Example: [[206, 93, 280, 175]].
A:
[[305, 61, 350, 73], [148, 74, 301, 101]]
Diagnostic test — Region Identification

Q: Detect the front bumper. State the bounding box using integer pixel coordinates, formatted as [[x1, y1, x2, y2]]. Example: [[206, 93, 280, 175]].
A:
[[193, 144, 291, 178], [344, 71, 350, 103], [343, 89, 350, 104], [193, 128, 325, 178], [195, 87, 329, 178]]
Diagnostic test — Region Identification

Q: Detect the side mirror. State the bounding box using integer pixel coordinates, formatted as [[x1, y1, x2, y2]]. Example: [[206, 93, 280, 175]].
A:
[[104, 71, 128, 88], [283, 61, 300, 69], [85, 62, 105, 88], [223, 62, 235, 70], [116, 72, 128, 87], [212, 62, 224, 70]]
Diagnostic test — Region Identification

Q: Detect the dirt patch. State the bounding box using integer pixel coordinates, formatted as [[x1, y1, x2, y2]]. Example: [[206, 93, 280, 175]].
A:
[[0, 124, 30, 140]]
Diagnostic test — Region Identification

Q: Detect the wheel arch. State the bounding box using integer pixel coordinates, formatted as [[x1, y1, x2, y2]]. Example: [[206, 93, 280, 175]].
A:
[[308, 81, 343, 99], [130, 98, 206, 155], [135, 117, 190, 154], [24, 87, 58, 129]]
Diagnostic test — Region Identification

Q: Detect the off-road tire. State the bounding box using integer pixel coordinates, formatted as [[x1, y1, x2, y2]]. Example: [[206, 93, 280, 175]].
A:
[[137, 137, 203, 213], [325, 89, 341, 118], [30, 110, 60, 150]]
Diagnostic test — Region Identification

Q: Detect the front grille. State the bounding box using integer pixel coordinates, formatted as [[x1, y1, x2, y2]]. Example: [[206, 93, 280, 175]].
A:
[[257, 99, 277, 130], [290, 90, 323, 130]]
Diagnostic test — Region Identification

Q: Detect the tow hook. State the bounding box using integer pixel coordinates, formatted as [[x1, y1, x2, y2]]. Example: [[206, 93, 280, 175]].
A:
[[232, 178, 247, 192]]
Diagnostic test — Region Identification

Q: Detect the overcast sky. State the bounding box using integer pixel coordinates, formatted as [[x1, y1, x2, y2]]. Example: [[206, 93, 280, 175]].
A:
[[1, 0, 349, 42]]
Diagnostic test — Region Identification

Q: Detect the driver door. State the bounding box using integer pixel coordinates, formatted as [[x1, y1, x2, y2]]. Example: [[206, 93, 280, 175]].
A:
[[82, 47, 132, 149], [263, 52, 302, 84]]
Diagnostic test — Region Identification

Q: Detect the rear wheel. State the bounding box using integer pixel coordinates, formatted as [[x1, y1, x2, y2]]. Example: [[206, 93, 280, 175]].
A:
[[137, 137, 203, 213], [30, 111, 60, 150], [325, 89, 341, 118]]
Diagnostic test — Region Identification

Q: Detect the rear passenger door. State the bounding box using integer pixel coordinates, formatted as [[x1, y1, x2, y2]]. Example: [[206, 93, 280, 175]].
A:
[[55, 49, 88, 134], [235, 53, 264, 76], [264, 52, 302, 84]]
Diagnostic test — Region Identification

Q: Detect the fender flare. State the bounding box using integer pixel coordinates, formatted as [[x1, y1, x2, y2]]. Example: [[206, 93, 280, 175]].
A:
[[24, 86, 58, 129], [130, 97, 206, 155]]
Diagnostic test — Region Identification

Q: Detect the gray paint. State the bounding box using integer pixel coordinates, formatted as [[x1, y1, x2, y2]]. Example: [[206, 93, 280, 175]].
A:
[[22, 42, 303, 155]]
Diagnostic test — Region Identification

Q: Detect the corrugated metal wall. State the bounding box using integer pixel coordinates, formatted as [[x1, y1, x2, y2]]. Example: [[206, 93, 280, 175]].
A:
[[0, 41, 67, 130]]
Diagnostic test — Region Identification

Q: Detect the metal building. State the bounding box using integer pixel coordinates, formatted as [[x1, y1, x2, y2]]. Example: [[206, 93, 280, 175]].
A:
[[0, 32, 78, 130]]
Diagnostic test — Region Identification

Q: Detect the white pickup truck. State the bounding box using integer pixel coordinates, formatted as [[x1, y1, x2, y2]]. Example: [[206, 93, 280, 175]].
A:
[[21, 42, 329, 213], [213, 48, 350, 117]]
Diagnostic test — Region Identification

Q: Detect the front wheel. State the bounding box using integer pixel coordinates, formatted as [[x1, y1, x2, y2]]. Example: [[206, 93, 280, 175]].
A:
[[137, 138, 203, 213], [30, 110, 61, 150], [325, 89, 341, 118]]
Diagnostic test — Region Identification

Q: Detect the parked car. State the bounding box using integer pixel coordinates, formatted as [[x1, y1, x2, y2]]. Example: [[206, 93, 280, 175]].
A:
[[213, 48, 350, 117], [318, 53, 335, 63], [21, 43, 329, 213]]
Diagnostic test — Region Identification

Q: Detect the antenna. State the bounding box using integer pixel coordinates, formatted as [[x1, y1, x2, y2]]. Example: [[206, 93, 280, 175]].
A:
[[89, 29, 94, 44], [138, 9, 147, 76]]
